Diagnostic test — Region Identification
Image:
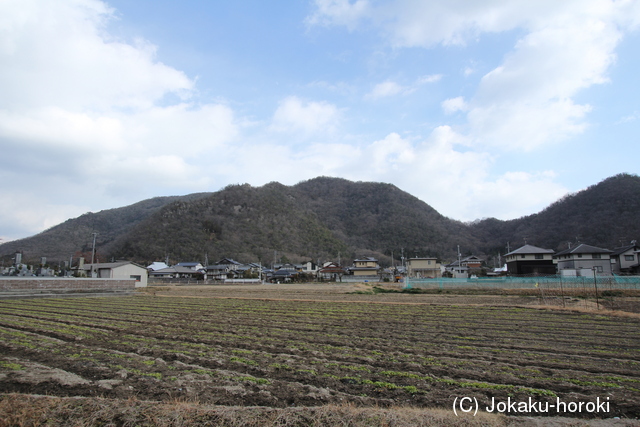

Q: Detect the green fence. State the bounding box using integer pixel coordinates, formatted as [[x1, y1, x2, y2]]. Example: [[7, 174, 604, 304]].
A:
[[404, 275, 640, 291]]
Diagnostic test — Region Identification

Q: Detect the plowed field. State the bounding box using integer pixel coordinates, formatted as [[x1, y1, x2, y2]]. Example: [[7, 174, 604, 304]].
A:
[[1, 286, 639, 420]]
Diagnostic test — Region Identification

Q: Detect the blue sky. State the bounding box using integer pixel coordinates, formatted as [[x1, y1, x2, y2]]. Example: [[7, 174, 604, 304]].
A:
[[1, 0, 639, 242]]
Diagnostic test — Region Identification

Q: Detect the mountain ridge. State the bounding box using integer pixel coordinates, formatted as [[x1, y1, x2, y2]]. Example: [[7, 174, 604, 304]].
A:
[[1, 173, 639, 267]]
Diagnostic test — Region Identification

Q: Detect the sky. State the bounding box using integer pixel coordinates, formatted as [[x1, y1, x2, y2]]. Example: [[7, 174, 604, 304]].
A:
[[1, 0, 639, 242]]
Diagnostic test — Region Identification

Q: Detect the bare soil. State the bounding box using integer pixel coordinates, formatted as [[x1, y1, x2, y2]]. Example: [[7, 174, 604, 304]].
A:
[[1, 283, 639, 425]]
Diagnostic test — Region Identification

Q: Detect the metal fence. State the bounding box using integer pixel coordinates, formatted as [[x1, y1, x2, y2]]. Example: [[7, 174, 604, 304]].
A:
[[404, 275, 640, 310], [404, 275, 640, 290]]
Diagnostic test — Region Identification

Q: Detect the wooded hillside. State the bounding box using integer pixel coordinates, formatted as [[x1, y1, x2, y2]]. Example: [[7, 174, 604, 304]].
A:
[[1, 174, 639, 266]]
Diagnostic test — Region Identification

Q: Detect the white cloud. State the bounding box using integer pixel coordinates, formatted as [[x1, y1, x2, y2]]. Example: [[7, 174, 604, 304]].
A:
[[0, 0, 193, 112], [366, 80, 408, 99], [416, 74, 442, 84], [305, 0, 370, 30], [271, 96, 340, 134], [0, 187, 92, 242], [617, 111, 640, 124], [277, 128, 567, 222], [309, 0, 639, 151], [369, 133, 415, 172], [441, 96, 467, 115], [464, 9, 621, 149], [0, 0, 238, 239], [367, 75, 441, 100]]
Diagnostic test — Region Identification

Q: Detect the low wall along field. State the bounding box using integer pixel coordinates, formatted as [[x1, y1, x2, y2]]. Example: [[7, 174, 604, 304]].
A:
[[0, 278, 137, 298], [0, 284, 639, 425]]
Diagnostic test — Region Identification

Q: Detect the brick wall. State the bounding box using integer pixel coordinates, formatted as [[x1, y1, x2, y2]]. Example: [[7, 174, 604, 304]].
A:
[[0, 278, 136, 291]]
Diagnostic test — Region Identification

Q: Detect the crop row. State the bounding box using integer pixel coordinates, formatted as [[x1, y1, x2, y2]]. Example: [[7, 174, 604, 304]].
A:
[[0, 296, 639, 412]]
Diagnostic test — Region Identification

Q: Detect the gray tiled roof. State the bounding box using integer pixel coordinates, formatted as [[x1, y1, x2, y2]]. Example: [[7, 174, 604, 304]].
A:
[[554, 243, 612, 257], [505, 244, 554, 256], [610, 244, 639, 257]]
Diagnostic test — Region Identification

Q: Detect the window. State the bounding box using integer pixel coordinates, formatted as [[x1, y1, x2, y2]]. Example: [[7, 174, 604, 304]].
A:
[[521, 254, 526, 259], [625, 255, 635, 261], [595, 266, 603, 273], [535, 254, 544, 260], [577, 254, 582, 258], [130, 275, 141, 282], [592, 254, 601, 259]]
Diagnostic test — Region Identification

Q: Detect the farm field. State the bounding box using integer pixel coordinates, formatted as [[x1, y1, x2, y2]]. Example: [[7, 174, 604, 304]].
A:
[[1, 284, 639, 424]]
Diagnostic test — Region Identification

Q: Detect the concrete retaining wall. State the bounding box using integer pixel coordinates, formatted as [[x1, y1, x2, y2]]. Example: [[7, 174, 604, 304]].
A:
[[0, 277, 136, 292]]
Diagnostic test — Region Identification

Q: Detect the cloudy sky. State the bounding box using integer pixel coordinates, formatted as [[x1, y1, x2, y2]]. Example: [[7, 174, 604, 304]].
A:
[[1, 0, 639, 242]]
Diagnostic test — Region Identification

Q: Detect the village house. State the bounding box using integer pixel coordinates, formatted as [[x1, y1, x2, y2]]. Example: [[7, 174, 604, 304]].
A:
[[206, 258, 244, 280], [444, 255, 483, 278], [610, 241, 640, 274], [554, 243, 613, 276], [350, 257, 380, 277], [406, 257, 441, 278], [504, 244, 556, 276], [318, 262, 345, 281], [176, 262, 204, 271], [83, 261, 148, 287]]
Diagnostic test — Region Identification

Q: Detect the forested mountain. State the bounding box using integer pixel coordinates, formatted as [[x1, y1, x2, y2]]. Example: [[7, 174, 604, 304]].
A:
[[470, 173, 640, 255], [1, 174, 639, 267], [0, 193, 211, 264]]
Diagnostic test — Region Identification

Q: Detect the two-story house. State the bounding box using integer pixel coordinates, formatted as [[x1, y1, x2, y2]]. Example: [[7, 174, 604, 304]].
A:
[[505, 244, 556, 275], [206, 258, 244, 280], [610, 242, 640, 274], [351, 257, 380, 277], [406, 257, 441, 278], [553, 243, 613, 276], [445, 255, 484, 278]]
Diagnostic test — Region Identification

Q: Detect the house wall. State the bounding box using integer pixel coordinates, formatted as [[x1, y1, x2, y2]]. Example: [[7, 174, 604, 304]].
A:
[[506, 260, 556, 275], [355, 261, 377, 268], [557, 255, 612, 275], [408, 259, 436, 269], [113, 264, 148, 287], [353, 269, 378, 276], [616, 249, 638, 271], [506, 253, 553, 262], [407, 259, 441, 278]]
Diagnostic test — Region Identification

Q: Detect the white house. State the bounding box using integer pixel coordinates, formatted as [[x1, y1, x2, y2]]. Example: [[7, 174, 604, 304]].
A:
[[84, 261, 148, 287]]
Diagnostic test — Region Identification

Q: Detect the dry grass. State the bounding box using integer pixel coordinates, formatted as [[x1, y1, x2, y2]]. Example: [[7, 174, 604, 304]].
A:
[[526, 304, 640, 319], [2, 394, 637, 427], [0, 394, 504, 427]]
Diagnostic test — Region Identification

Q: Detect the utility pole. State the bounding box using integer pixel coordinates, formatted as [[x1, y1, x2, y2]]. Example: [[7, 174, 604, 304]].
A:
[[90, 232, 97, 278]]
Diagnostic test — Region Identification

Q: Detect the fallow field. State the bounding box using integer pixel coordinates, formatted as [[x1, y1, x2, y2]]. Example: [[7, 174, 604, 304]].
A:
[[1, 283, 639, 425]]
